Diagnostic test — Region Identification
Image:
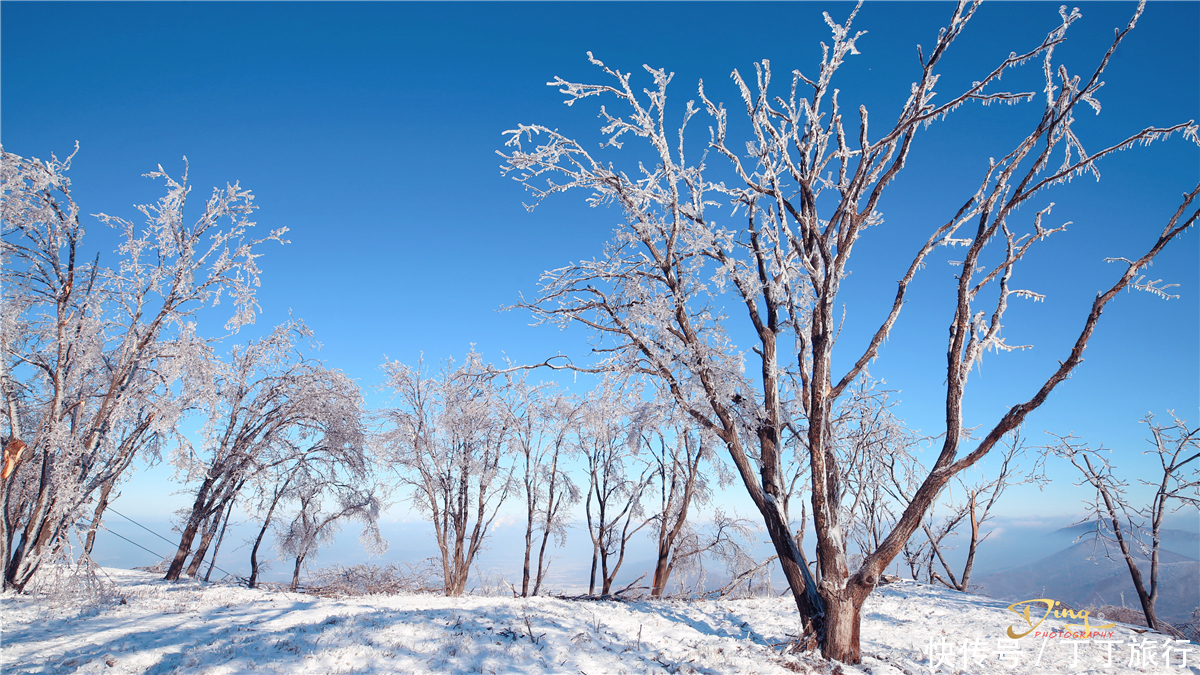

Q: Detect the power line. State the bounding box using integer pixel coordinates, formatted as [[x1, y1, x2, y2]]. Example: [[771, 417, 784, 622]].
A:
[[108, 507, 178, 548], [102, 507, 235, 580], [101, 526, 167, 561]]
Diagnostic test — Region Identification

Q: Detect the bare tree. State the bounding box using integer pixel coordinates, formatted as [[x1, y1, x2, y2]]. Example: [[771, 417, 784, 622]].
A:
[[164, 321, 366, 581], [643, 417, 723, 597], [500, 2, 1198, 660], [578, 383, 654, 597], [1, 146, 284, 591], [660, 509, 761, 598], [532, 392, 583, 596], [1051, 413, 1200, 632], [382, 352, 514, 596], [278, 472, 386, 592], [501, 377, 582, 596], [246, 418, 379, 588], [918, 433, 1041, 592], [247, 463, 293, 588]]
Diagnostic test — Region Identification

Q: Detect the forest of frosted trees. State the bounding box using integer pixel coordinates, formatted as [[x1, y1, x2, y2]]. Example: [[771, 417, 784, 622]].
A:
[[3, 0, 1198, 663]]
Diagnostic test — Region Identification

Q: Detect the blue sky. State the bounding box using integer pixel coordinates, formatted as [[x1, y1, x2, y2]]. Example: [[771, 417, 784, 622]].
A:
[[3, 2, 1197, 576]]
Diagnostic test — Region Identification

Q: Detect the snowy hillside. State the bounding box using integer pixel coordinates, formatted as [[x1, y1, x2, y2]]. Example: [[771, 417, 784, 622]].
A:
[[2, 568, 1196, 674]]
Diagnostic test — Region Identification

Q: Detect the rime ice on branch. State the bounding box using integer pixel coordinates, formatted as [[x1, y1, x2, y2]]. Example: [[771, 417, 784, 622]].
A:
[[1, 147, 286, 592]]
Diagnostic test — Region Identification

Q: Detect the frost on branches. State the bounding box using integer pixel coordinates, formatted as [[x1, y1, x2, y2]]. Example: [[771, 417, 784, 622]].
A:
[[381, 352, 517, 596], [500, 0, 1199, 663], [1, 146, 286, 592], [163, 320, 376, 583]]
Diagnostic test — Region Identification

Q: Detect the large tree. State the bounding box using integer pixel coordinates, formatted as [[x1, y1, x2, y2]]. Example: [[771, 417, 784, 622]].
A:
[[500, 1, 1198, 661]]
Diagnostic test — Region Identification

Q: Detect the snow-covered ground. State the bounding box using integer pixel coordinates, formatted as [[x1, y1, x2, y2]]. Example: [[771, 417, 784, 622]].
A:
[[2, 568, 1196, 674]]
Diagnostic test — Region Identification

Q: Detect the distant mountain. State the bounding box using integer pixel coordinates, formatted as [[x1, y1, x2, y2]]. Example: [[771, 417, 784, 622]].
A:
[[1049, 523, 1200, 560], [975, 532, 1199, 624]]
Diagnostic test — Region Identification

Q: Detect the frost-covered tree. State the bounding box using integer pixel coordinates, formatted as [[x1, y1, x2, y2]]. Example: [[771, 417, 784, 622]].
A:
[[165, 321, 366, 581], [1, 146, 284, 591], [382, 352, 514, 596], [500, 2, 1198, 661], [577, 382, 654, 597], [501, 376, 582, 596], [245, 394, 381, 589], [916, 433, 1040, 592], [642, 414, 725, 597], [1051, 413, 1200, 633], [278, 471, 386, 592]]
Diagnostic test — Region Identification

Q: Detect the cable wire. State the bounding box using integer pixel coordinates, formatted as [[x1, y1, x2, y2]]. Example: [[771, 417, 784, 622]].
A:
[[108, 507, 179, 547], [100, 526, 166, 561], [102, 508, 235, 579]]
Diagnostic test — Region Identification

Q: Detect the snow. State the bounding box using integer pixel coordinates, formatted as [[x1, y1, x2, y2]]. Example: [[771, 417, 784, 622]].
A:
[[2, 568, 1196, 674]]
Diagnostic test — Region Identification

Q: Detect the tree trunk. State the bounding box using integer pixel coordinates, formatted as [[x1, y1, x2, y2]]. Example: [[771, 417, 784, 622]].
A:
[[588, 545, 598, 596], [83, 478, 118, 555], [5, 447, 56, 591], [185, 510, 221, 578], [521, 498, 534, 596], [533, 447, 563, 597], [600, 550, 612, 596], [291, 554, 305, 591], [249, 479, 290, 589], [165, 479, 214, 581], [759, 499, 824, 639], [204, 499, 236, 582], [822, 592, 867, 663], [532, 530, 552, 597], [958, 492, 980, 592], [651, 549, 671, 598]]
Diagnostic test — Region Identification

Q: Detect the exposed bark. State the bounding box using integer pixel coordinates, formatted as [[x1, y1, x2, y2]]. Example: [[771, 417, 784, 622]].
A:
[[291, 553, 305, 591], [188, 483, 242, 579]]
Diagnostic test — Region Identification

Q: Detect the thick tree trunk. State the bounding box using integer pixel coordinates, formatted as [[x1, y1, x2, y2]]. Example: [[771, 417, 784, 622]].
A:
[[759, 500, 824, 639], [5, 448, 56, 591], [650, 546, 671, 598], [822, 592, 866, 663], [599, 551, 612, 596], [186, 510, 222, 578], [165, 517, 202, 581], [521, 502, 534, 596]]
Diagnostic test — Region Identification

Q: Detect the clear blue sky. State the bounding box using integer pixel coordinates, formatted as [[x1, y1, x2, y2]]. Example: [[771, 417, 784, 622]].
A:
[[2, 2, 1197, 572]]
